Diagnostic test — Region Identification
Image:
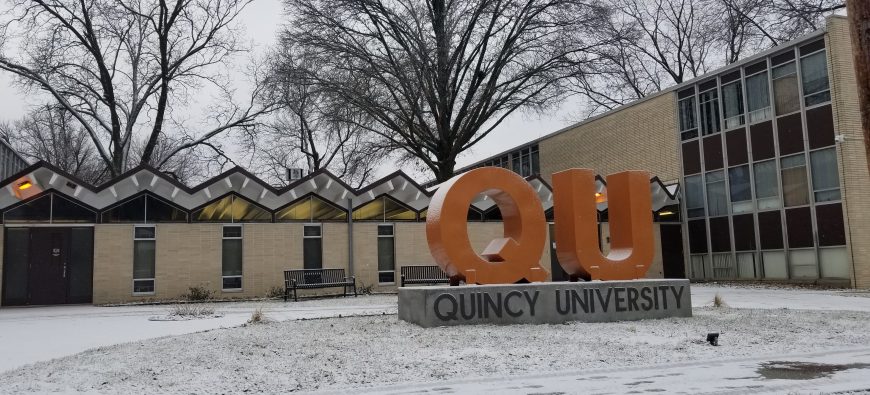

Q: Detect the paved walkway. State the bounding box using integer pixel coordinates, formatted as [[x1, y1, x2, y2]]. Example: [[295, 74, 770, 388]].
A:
[[351, 348, 870, 394]]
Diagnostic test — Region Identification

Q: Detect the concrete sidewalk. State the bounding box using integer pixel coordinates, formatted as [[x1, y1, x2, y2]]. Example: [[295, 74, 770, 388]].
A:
[[351, 347, 870, 394]]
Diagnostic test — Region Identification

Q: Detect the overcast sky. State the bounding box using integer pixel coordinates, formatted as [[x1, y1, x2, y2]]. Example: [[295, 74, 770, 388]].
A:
[[0, 0, 578, 180]]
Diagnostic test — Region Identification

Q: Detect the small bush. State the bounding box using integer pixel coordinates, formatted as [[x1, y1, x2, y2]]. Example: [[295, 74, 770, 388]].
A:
[[170, 304, 215, 318], [712, 293, 728, 308], [358, 283, 374, 295], [248, 307, 268, 324], [184, 286, 214, 301], [267, 286, 285, 299]]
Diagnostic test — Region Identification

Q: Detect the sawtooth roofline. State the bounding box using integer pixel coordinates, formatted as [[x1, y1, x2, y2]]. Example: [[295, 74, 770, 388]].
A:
[[0, 161, 678, 216]]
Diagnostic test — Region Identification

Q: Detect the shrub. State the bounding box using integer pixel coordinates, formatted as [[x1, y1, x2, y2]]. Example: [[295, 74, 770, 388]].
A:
[[248, 307, 268, 324], [267, 286, 285, 299], [712, 293, 728, 308], [358, 283, 374, 295], [170, 304, 215, 318], [184, 286, 214, 301]]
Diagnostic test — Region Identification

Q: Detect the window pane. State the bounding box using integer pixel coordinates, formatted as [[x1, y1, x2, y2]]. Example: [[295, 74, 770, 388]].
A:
[[800, 51, 829, 99], [685, 175, 704, 218], [135, 227, 156, 239], [221, 239, 243, 276], [705, 171, 727, 216], [820, 247, 849, 278], [810, 148, 840, 202], [722, 81, 744, 129], [790, 249, 818, 279], [276, 196, 347, 222], [133, 240, 156, 279], [745, 71, 771, 122], [303, 225, 321, 237], [772, 62, 800, 115], [146, 195, 188, 223], [223, 226, 242, 238], [679, 97, 696, 132], [699, 89, 721, 135], [232, 196, 271, 222], [384, 197, 416, 221], [133, 280, 155, 294], [377, 225, 394, 236], [754, 160, 780, 210], [49, 194, 98, 223], [303, 238, 322, 269], [223, 276, 242, 290], [192, 195, 234, 222], [378, 237, 395, 273], [102, 195, 146, 223], [729, 166, 752, 213], [781, 154, 809, 207], [352, 197, 385, 221], [816, 203, 846, 246]]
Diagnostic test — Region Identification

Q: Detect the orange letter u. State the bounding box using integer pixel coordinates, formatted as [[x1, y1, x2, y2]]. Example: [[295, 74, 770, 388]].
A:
[[552, 169, 654, 280]]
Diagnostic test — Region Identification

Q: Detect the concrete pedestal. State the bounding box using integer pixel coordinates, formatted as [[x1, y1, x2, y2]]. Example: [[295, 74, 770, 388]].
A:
[[398, 279, 692, 327]]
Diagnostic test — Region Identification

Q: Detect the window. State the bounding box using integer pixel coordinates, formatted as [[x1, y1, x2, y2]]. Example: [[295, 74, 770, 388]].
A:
[[745, 71, 771, 123], [101, 193, 188, 223], [754, 160, 780, 209], [810, 148, 840, 202], [192, 194, 271, 223], [3, 192, 97, 223], [222, 226, 243, 290], [705, 170, 727, 216], [378, 225, 395, 283], [772, 62, 800, 115], [276, 195, 347, 222], [679, 96, 698, 140], [133, 226, 156, 294], [800, 50, 830, 106], [303, 225, 322, 270], [684, 175, 705, 218], [699, 89, 721, 136], [728, 165, 752, 214], [721, 80, 744, 129], [781, 154, 810, 207], [352, 196, 417, 221]]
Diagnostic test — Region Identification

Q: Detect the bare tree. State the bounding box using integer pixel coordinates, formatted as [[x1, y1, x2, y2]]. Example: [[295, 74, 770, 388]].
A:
[[848, 0, 870, 178], [250, 48, 384, 188], [0, 104, 105, 183], [283, 0, 610, 182], [571, 0, 845, 115], [0, 0, 276, 178]]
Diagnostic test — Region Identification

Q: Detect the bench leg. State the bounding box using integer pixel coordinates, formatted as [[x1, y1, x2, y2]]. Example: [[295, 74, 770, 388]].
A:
[[294, 287, 298, 302], [284, 287, 288, 302], [353, 282, 357, 297]]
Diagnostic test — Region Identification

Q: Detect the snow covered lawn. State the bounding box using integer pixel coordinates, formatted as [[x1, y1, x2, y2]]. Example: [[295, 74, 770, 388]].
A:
[[1, 306, 869, 393], [0, 295, 397, 372]]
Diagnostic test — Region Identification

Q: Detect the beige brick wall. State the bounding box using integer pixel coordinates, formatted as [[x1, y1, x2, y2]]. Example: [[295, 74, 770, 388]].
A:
[[89, 219, 665, 303], [539, 93, 680, 184], [827, 16, 870, 288], [0, 227, 4, 302]]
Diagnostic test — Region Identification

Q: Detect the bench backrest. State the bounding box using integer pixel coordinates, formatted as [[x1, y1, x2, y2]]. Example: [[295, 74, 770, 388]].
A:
[[401, 265, 448, 280], [285, 268, 347, 285]]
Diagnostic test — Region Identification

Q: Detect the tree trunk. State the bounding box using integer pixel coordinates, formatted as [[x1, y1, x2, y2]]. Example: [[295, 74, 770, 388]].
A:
[[434, 157, 456, 183], [849, 0, 870, 176]]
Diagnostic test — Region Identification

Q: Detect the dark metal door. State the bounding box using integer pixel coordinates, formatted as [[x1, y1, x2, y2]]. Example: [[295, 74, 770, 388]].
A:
[[660, 224, 686, 279], [27, 228, 69, 305]]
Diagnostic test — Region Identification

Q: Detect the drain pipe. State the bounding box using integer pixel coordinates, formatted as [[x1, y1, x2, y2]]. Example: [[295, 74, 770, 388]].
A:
[[347, 197, 354, 277]]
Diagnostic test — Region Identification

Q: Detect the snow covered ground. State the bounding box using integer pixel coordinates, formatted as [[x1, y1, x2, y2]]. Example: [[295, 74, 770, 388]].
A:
[[0, 295, 397, 372], [1, 284, 869, 394]]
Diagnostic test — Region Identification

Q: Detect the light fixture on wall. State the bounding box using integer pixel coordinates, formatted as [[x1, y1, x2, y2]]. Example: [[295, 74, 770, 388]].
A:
[[659, 211, 675, 216], [17, 181, 32, 191]]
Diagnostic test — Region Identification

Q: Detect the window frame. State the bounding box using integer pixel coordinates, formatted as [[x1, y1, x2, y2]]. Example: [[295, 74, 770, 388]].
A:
[[221, 224, 244, 291], [377, 224, 396, 284], [302, 223, 323, 270], [132, 225, 157, 296]]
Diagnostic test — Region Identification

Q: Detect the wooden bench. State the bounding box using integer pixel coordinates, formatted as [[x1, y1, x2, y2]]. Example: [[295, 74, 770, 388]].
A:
[[400, 265, 449, 287], [284, 269, 357, 302]]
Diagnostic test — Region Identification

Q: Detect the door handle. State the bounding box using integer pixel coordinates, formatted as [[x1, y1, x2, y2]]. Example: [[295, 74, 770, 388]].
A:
[[63, 262, 67, 279]]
